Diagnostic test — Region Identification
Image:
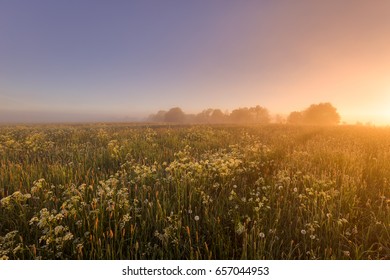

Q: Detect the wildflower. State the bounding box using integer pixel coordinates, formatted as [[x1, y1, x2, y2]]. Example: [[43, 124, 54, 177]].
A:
[[301, 229, 307, 235], [293, 187, 298, 193], [235, 222, 245, 235], [29, 216, 39, 225], [54, 225, 64, 236], [310, 234, 316, 240], [337, 218, 348, 225], [63, 232, 74, 241], [76, 243, 83, 252], [122, 214, 131, 223], [55, 213, 64, 221], [259, 232, 265, 238], [194, 215, 200, 221], [188, 209, 193, 214]]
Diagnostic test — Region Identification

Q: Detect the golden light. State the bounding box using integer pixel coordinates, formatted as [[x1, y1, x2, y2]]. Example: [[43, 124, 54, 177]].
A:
[[373, 93, 390, 125]]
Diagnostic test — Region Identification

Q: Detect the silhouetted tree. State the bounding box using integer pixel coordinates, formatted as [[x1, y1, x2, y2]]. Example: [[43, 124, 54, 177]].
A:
[[195, 108, 214, 123], [287, 103, 340, 125], [287, 111, 304, 124], [148, 110, 166, 122], [303, 103, 340, 125], [249, 106, 271, 124], [230, 107, 251, 123], [210, 109, 227, 123], [148, 105, 270, 124], [230, 106, 270, 123], [164, 107, 186, 123]]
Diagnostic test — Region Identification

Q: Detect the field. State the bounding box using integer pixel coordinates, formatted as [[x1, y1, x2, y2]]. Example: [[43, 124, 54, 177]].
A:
[[1, 124, 390, 260]]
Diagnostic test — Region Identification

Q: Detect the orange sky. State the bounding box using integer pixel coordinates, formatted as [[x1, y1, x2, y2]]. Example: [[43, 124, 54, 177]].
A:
[[0, 1, 390, 124]]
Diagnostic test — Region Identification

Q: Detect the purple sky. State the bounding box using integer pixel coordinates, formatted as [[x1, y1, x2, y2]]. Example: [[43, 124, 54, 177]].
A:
[[1, 1, 390, 123]]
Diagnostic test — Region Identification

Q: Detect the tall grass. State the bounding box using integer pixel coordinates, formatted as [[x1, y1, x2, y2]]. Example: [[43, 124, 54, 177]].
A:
[[0, 124, 389, 259]]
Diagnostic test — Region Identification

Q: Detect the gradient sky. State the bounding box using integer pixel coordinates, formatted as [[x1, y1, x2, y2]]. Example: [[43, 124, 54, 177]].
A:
[[1, 0, 390, 123]]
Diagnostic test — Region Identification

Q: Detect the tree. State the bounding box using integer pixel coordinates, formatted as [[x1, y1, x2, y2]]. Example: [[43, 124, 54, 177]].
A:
[[230, 107, 251, 123], [148, 110, 166, 122], [287, 103, 341, 125], [164, 107, 186, 123], [303, 103, 340, 125], [249, 105, 271, 124], [195, 108, 214, 123], [210, 109, 226, 123], [287, 111, 304, 124], [148, 105, 270, 124]]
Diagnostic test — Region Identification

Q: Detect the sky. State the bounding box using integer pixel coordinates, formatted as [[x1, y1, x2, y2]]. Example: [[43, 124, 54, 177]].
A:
[[1, 0, 390, 124]]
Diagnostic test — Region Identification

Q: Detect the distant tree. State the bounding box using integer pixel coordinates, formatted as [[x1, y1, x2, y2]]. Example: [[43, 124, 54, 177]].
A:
[[287, 103, 340, 125], [195, 108, 214, 123], [210, 109, 226, 123], [287, 111, 304, 124], [164, 107, 186, 123], [230, 107, 251, 123], [249, 106, 271, 124], [148, 110, 166, 122], [302, 103, 340, 125], [228, 106, 271, 123], [149, 105, 270, 124]]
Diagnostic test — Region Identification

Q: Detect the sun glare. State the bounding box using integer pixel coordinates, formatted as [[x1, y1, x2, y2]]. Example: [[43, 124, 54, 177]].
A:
[[378, 95, 390, 124]]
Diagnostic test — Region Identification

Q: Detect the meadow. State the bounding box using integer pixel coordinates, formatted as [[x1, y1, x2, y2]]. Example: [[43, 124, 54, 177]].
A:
[[0, 124, 389, 260]]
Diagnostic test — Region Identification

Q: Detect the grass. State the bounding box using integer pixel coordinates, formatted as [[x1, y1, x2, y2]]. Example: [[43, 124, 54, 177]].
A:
[[0, 123, 389, 259]]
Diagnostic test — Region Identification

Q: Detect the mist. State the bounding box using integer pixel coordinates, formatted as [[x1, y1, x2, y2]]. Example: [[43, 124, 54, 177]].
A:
[[0, 110, 141, 124]]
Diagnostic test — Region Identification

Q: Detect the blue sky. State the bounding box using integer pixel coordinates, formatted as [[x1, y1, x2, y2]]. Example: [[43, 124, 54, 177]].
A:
[[1, 0, 390, 123]]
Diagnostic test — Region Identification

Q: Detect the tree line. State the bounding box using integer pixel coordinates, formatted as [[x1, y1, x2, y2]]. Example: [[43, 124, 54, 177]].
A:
[[148, 102, 340, 125]]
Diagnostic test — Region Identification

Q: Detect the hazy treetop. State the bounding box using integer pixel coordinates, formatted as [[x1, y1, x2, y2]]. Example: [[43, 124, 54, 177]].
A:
[[287, 103, 340, 125]]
